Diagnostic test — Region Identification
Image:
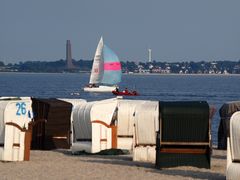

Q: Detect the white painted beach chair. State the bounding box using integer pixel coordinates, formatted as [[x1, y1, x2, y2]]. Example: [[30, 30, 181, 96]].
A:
[[71, 98, 118, 153], [117, 100, 148, 150], [0, 99, 32, 161], [226, 111, 240, 180], [133, 101, 159, 162], [72, 98, 154, 153]]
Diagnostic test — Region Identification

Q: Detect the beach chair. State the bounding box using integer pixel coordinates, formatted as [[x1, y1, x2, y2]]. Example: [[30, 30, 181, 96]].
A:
[[218, 101, 240, 150], [31, 98, 72, 150], [156, 101, 211, 169], [132, 101, 159, 163], [71, 98, 118, 153], [0, 99, 32, 161], [117, 99, 147, 151], [226, 111, 240, 180]]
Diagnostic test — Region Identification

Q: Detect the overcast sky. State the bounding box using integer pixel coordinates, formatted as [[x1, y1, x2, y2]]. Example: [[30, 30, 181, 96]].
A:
[[1, 0, 240, 63]]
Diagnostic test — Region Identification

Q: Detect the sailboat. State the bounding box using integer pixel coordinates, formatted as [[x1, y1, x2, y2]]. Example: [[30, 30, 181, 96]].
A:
[[84, 37, 122, 92]]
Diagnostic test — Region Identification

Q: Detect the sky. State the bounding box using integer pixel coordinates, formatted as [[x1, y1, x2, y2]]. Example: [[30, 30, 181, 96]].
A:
[[1, 0, 240, 63]]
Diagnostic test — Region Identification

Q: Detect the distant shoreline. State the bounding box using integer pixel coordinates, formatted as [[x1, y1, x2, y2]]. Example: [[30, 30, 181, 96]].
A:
[[0, 71, 240, 76], [123, 73, 240, 76]]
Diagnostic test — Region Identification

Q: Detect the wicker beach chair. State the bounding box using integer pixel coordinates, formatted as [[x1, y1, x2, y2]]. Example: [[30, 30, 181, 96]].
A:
[[0, 99, 32, 161], [31, 98, 72, 150], [156, 101, 211, 169], [218, 101, 240, 150], [226, 111, 240, 180]]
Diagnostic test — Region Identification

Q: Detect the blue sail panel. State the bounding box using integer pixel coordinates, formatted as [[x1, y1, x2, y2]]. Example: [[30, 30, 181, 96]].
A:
[[101, 71, 122, 85], [101, 45, 122, 85]]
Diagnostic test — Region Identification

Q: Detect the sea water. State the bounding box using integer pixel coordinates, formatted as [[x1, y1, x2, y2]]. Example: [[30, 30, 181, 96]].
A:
[[0, 72, 239, 145]]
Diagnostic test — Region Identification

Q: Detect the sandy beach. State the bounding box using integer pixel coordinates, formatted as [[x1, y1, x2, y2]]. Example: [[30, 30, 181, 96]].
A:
[[0, 148, 226, 180]]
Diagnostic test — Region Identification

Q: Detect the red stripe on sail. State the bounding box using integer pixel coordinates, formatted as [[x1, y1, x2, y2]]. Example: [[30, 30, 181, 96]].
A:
[[104, 62, 121, 71]]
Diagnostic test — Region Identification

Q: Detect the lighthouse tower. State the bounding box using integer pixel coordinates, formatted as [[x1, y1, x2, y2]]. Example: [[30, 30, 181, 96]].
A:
[[148, 48, 152, 63], [66, 40, 75, 69]]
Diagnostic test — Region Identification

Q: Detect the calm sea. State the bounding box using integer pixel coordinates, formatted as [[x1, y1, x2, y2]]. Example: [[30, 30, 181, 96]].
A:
[[0, 72, 240, 145]]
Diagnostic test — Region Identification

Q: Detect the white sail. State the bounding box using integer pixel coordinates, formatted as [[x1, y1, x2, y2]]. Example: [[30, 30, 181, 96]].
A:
[[89, 37, 104, 84]]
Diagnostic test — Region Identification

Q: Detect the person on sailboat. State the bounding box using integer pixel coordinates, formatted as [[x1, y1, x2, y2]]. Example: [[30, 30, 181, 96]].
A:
[[88, 83, 98, 88], [123, 88, 128, 93], [88, 84, 93, 88], [132, 91, 137, 95]]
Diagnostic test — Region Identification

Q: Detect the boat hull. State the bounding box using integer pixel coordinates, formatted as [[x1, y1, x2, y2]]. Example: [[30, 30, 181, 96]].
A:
[[112, 90, 139, 96], [84, 85, 117, 92]]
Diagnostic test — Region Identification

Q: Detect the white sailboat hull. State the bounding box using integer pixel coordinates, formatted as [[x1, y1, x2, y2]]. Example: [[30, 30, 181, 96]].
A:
[[84, 85, 116, 92]]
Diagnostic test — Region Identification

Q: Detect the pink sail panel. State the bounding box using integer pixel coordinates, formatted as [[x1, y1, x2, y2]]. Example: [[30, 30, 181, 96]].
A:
[[104, 62, 121, 71]]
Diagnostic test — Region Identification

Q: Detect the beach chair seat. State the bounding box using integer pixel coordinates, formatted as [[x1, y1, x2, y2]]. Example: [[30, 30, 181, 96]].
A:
[[156, 101, 211, 169], [226, 111, 240, 180], [0, 122, 32, 161]]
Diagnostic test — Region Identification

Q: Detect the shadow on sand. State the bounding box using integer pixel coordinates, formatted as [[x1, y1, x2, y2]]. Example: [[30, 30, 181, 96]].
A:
[[84, 157, 225, 179], [57, 149, 225, 180]]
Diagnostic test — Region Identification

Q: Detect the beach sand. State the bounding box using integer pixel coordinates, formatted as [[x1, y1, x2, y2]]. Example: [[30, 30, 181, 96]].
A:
[[0, 148, 226, 180]]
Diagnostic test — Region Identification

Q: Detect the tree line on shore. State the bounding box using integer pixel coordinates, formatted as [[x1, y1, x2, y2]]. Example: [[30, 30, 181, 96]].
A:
[[0, 59, 240, 74]]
